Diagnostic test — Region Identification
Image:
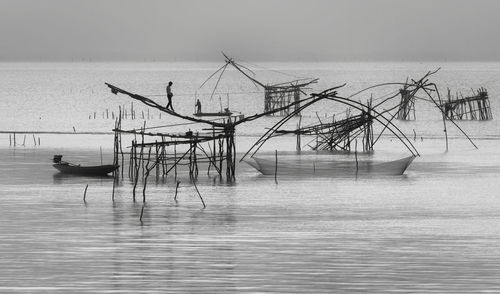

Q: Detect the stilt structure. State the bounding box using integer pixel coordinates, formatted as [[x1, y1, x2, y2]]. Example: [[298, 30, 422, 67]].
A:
[[117, 127, 235, 182], [106, 80, 330, 187], [443, 88, 492, 120]]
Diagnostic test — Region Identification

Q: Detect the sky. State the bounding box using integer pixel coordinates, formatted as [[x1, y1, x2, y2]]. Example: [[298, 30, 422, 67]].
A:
[[1, 0, 499, 62]]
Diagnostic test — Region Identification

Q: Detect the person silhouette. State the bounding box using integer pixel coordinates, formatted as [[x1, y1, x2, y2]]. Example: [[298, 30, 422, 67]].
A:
[[195, 99, 202, 114], [166, 81, 174, 111]]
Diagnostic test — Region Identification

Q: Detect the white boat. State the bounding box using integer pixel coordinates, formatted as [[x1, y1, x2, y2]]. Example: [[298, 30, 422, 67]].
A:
[[244, 153, 415, 176]]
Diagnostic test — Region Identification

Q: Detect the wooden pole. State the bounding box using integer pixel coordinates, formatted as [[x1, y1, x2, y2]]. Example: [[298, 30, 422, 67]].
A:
[[129, 141, 134, 179], [274, 150, 278, 184], [189, 141, 193, 178], [119, 125, 124, 179], [174, 144, 178, 179], [83, 184, 88, 202], [192, 180, 206, 208], [142, 147, 152, 203], [161, 136, 166, 177], [355, 140, 359, 175], [218, 138, 223, 178], [140, 204, 145, 222], [232, 131, 236, 179], [296, 116, 302, 151], [133, 140, 143, 202], [112, 173, 116, 202], [174, 181, 180, 200]]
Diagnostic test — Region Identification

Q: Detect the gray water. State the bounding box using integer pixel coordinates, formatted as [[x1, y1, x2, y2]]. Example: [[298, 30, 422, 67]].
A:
[[1, 62, 500, 293]]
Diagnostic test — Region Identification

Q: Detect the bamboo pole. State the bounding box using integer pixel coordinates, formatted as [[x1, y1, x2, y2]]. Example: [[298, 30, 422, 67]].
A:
[[133, 138, 143, 202], [112, 172, 116, 202], [174, 181, 180, 201], [142, 147, 153, 203], [274, 150, 278, 184], [174, 144, 177, 179], [192, 180, 206, 208], [140, 204, 145, 222], [83, 184, 88, 202], [161, 137, 166, 177], [355, 140, 359, 176]]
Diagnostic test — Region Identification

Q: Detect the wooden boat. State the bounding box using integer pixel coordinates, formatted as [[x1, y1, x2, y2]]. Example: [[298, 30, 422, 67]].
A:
[[53, 163, 119, 176], [52, 155, 119, 176], [244, 154, 415, 176]]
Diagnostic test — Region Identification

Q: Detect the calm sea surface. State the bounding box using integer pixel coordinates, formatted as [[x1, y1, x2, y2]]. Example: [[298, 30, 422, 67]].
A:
[[0, 62, 500, 293]]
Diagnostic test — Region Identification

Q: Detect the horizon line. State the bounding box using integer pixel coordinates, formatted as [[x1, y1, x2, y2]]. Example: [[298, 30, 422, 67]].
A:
[[1, 59, 500, 63]]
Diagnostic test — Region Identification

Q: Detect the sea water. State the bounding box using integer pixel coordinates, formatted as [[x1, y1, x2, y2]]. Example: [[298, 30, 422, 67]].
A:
[[0, 62, 499, 293]]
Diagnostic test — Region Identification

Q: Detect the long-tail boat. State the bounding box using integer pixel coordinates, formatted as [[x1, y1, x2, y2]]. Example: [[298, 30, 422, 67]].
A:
[[52, 155, 119, 176]]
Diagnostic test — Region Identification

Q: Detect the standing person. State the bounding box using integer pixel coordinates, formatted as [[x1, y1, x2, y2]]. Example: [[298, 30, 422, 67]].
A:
[[195, 99, 202, 114], [166, 81, 174, 111]]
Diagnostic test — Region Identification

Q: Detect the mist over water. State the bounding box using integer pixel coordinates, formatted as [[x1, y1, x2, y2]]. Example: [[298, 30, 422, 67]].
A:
[[1, 62, 499, 292]]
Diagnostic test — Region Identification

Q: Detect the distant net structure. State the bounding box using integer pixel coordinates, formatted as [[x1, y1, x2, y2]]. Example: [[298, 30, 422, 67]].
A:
[[443, 88, 492, 120], [396, 83, 417, 120], [396, 79, 493, 121], [263, 81, 315, 116], [221, 53, 318, 116]]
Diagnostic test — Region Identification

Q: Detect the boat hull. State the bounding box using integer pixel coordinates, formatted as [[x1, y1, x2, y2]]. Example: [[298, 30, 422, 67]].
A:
[[53, 164, 119, 176], [245, 155, 415, 176]]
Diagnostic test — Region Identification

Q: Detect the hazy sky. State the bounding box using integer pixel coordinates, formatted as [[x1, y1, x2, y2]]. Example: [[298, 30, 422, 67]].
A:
[[1, 0, 499, 61]]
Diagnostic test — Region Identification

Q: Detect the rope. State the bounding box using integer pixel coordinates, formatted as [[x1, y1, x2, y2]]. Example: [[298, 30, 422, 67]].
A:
[[234, 59, 314, 81], [143, 91, 264, 97]]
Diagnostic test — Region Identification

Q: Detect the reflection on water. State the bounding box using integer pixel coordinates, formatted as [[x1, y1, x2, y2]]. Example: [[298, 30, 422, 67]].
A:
[[52, 172, 115, 184], [1, 142, 500, 293]]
